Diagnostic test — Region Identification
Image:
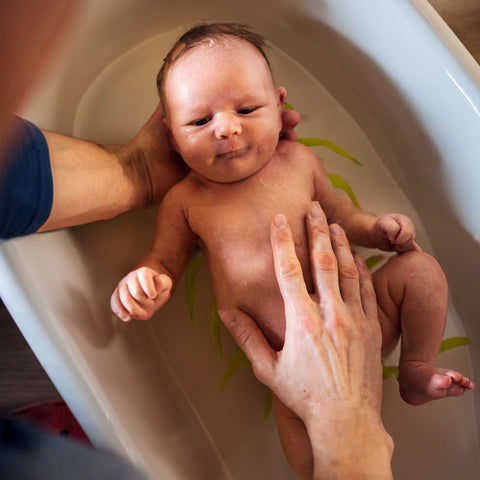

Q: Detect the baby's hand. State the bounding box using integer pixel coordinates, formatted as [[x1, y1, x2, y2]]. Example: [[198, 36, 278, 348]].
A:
[[371, 214, 421, 253], [110, 267, 173, 321]]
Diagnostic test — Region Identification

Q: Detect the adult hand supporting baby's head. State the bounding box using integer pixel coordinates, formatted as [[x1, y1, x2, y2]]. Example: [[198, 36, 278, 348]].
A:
[[280, 109, 300, 142], [109, 101, 188, 205]]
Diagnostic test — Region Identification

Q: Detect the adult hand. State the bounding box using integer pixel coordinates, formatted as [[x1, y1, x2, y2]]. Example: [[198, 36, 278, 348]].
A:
[[220, 202, 393, 479], [103, 102, 188, 205], [36, 102, 187, 232], [280, 108, 300, 142]]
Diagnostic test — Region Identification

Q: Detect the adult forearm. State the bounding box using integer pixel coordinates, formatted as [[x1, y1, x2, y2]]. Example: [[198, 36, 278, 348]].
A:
[[38, 127, 186, 232], [38, 131, 142, 231], [306, 410, 394, 480]]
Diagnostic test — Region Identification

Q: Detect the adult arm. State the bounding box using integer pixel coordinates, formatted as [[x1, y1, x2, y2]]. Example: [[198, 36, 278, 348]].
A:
[[38, 104, 187, 231], [220, 202, 394, 479], [0, 1, 186, 233]]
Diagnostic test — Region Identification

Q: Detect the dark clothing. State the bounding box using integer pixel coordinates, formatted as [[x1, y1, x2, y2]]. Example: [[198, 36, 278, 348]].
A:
[[0, 117, 53, 239], [0, 418, 146, 480]]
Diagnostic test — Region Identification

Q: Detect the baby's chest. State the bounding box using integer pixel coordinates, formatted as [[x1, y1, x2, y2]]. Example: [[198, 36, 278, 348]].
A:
[[187, 177, 314, 280]]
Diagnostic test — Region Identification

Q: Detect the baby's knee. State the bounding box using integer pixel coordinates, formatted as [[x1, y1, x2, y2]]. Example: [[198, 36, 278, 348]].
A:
[[402, 250, 446, 283], [392, 251, 448, 306], [374, 251, 448, 306]]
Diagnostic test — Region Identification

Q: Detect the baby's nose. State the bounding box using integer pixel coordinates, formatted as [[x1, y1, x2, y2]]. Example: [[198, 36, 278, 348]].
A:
[[215, 113, 242, 139]]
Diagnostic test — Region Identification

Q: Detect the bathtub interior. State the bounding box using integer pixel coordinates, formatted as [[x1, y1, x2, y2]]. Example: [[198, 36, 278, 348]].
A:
[[2, 0, 480, 479]]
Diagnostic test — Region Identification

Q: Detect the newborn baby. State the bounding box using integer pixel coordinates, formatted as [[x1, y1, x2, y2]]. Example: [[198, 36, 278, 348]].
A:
[[111, 23, 474, 405]]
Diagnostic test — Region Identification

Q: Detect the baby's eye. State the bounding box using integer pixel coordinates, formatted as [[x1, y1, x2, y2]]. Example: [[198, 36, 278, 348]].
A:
[[238, 107, 257, 115], [192, 117, 211, 127]]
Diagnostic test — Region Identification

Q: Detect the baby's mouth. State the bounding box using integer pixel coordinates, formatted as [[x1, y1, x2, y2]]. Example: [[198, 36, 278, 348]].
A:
[[216, 146, 251, 161]]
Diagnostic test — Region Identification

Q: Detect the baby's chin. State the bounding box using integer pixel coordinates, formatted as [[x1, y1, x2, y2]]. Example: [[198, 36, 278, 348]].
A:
[[206, 150, 273, 183]]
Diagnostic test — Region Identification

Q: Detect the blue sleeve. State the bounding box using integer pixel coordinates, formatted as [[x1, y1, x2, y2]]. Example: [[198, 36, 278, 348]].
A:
[[0, 117, 53, 239]]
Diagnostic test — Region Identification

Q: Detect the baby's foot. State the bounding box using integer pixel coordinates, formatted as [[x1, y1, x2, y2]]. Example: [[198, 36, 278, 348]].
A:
[[398, 361, 475, 406]]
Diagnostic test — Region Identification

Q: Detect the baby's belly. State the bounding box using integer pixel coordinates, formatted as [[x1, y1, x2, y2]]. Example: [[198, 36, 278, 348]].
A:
[[219, 276, 287, 350], [209, 246, 311, 351]]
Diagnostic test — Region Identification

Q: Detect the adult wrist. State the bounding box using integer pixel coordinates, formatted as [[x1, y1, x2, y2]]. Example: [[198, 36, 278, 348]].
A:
[[305, 408, 394, 480], [103, 142, 154, 209]]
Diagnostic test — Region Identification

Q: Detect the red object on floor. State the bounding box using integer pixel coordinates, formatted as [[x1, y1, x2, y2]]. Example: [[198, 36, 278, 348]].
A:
[[12, 400, 91, 445]]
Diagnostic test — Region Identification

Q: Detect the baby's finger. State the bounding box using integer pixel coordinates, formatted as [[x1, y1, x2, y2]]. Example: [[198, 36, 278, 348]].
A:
[[394, 237, 423, 254], [110, 288, 132, 322], [150, 274, 173, 310], [306, 202, 340, 304], [393, 224, 415, 246], [412, 240, 422, 251], [329, 224, 360, 307], [153, 273, 173, 295], [270, 214, 309, 310], [378, 216, 400, 242], [137, 268, 158, 299], [126, 274, 151, 303], [119, 282, 151, 320]]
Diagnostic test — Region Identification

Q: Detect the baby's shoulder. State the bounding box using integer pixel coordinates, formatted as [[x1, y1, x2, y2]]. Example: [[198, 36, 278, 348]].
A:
[[275, 140, 320, 169], [161, 174, 196, 206]]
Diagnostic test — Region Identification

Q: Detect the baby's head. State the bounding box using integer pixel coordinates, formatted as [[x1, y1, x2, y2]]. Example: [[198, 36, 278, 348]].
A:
[[157, 23, 272, 104], [158, 23, 287, 183]]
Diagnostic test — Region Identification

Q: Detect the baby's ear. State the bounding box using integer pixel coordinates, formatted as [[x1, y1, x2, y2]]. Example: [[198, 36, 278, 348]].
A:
[[276, 87, 287, 114]]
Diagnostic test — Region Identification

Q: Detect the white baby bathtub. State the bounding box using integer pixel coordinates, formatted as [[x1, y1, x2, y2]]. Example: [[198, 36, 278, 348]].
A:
[[1, 0, 480, 478]]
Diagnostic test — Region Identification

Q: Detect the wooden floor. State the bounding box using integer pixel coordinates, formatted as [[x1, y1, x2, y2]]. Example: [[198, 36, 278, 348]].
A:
[[429, 0, 480, 62], [0, 0, 479, 412], [0, 299, 60, 411]]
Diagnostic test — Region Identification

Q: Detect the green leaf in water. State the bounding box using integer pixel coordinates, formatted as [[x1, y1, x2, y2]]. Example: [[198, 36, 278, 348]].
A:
[[210, 299, 223, 359], [439, 336, 471, 354], [383, 365, 399, 381], [264, 389, 273, 419], [328, 173, 361, 209], [297, 137, 362, 166], [365, 255, 385, 271], [220, 347, 251, 391], [185, 254, 205, 324]]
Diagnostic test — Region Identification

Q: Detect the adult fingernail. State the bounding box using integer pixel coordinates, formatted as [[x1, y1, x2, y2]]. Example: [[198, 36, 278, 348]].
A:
[[310, 202, 324, 220], [275, 214, 287, 228]]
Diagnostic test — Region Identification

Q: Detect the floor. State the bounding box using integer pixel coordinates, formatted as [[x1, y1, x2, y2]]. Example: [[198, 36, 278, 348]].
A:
[[0, 0, 479, 412], [0, 299, 60, 410], [429, 0, 480, 62]]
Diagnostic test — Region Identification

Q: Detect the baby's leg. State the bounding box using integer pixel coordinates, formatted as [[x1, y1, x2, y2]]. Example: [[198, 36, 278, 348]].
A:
[[373, 251, 474, 405]]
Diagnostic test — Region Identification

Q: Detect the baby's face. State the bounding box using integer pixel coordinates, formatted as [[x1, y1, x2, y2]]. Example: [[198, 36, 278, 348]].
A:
[[164, 37, 286, 183]]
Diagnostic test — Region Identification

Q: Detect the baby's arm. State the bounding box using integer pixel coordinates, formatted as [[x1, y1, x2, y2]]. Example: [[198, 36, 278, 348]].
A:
[[307, 146, 420, 252], [111, 184, 195, 321]]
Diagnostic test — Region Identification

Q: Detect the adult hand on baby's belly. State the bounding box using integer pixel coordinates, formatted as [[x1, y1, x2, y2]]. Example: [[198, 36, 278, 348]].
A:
[[219, 202, 392, 479], [220, 201, 383, 422]]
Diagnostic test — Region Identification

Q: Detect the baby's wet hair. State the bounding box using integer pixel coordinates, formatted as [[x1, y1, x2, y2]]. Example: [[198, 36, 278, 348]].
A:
[[156, 22, 271, 104]]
